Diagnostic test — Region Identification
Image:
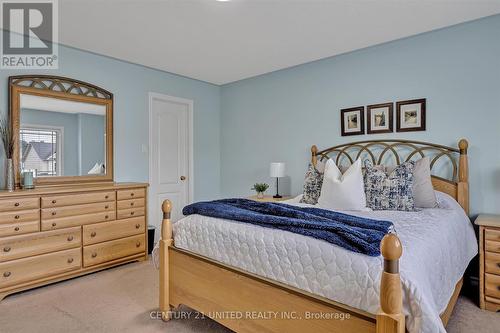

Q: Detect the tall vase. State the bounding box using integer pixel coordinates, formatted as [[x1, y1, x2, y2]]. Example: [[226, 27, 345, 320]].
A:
[[6, 159, 14, 192]]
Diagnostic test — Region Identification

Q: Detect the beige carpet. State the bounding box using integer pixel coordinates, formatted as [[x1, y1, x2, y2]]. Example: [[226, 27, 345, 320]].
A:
[[1, 260, 498, 333]]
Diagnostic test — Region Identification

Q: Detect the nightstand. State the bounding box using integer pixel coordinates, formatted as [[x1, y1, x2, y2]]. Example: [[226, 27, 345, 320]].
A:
[[248, 195, 293, 203], [475, 214, 500, 312]]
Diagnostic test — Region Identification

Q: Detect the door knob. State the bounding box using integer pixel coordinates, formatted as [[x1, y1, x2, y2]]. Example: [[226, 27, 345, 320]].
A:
[[180, 176, 186, 181]]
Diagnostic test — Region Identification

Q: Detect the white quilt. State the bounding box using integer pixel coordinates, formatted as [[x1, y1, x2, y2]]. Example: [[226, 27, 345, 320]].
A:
[[173, 192, 477, 333]]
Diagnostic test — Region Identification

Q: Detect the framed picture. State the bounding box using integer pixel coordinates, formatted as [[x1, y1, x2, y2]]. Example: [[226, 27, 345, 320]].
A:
[[340, 107, 365, 136], [396, 98, 426, 132], [367, 102, 393, 134]]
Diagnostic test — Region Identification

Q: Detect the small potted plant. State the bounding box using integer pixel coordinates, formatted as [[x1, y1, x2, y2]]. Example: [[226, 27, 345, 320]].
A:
[[251, 183, 269, 199]]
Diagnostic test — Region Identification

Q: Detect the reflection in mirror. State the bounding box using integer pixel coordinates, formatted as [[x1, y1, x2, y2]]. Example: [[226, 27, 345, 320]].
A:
[[19, 94, 106, 177]]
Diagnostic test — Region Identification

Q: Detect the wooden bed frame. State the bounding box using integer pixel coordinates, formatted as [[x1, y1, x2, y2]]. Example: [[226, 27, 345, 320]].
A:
[[159, 139, 469, 333]]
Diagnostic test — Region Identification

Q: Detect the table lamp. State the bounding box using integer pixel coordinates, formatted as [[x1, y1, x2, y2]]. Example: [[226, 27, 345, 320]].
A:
[[270, 162, 285, 198]]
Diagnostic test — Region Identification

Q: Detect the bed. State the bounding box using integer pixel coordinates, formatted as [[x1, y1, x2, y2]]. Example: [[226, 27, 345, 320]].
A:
[[158, 139, 476, 333]]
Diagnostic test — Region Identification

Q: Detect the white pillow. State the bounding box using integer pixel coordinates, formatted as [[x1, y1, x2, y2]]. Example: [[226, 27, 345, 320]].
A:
[[317, 159, 367, 211], [88, 163, 104, 175], [413, 157, 437, 208]]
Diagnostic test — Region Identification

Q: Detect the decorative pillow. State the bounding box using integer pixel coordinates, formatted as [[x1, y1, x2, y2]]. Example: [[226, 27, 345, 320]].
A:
[[412, 157, 437, 208], [364, 160, 416, 211], [300, 163, 323, 204], [317, 159, 367, 211]]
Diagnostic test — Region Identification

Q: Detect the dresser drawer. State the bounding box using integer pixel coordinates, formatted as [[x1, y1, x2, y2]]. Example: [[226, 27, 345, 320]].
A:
[[0, 221, 39, 238], [0, 209, 39, 224], [42, 201, 115, 220], [0, 248, 81, 288], [0, 197, 39, 212], [83, 217, 146, 245], [486, 240, 500, 254], [486, 252, 500, 276], [42, 191, 115, 208], [486, 229, 500, 242], [117, 207, 145, 220], [0, 227, 81, 262], [117, 188, 145, 201], [41, 211, 116, 231], [83, 234, 145, 267], [117, 198, 145, 210], [485, 273, 500, 299]]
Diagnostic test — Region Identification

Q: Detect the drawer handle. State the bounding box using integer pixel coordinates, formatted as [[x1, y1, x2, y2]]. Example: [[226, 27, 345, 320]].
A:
[[14, 215, 20, 220], [14, 227, 19, 231], [3, 271, 11, 278], [52, 211, 57, 216], [91, 253, 97, 258], [105, 215, 109, 219], [498, 286, 500, 291], [105, 195, 109, 199], [130, 193, 134, 197], [14, 202, 19, 207], [67, 258, 74, 264], [136, 242, 141, 248], [130, 202, 135, 206], [3, 247, 11, 252], [130, 211, 135, 216], [105, 205, 109, 209], [52, 222, 57, 227], [67, 236, 74, 242], [52, 200, 57, 204], [135, 224, 140, 229], [91, 232, 96, 237]]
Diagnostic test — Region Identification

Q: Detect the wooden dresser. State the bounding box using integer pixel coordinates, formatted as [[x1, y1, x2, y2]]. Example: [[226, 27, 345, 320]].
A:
[[0, 182, 148, 301], [475, 214, 500, 312]]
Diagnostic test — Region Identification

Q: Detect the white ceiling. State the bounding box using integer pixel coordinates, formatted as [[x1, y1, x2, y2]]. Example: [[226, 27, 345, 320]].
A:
[[60, 0, 500, 85]]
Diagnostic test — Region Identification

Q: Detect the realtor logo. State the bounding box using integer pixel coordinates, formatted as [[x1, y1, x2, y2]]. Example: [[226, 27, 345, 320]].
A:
[[1, 0, 58, 69]]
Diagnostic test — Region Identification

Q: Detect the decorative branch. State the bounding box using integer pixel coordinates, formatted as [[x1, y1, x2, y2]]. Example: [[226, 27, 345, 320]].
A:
[[0, 116, 14, 159]]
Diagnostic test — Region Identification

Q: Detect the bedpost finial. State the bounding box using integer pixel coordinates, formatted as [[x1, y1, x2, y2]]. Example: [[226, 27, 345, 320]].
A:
[[381, 233, 402, 261], [311, 145, 318, 154], [162, 200, 172, 214], [458, 139, 468, 154]]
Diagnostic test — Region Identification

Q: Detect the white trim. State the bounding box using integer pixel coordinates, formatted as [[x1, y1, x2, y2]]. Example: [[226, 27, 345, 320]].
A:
[[20, 123, 64, 176], [148, 92, 194, 226]]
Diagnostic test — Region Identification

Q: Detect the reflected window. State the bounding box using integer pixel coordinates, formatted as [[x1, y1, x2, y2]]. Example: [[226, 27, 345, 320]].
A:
[[20, 127, 62, 176]]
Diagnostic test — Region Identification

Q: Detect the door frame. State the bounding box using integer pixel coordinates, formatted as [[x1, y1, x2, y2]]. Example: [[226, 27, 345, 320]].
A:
[[148, 92, 194, 227]]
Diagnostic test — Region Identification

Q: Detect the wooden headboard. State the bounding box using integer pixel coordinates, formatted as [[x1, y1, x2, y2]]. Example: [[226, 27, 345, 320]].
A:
[[310, 139, 469, 215]]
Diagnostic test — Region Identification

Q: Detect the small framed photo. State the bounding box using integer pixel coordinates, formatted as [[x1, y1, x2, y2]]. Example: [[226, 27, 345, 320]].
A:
[[341, 107, 365, 136], [367, 102, 393, 134], [396, 98, 426, 132]]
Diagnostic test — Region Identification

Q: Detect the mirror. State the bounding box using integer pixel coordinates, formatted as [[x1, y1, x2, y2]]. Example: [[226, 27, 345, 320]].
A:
[[20, 94, 107, 177], [10, 75, 113, 186]]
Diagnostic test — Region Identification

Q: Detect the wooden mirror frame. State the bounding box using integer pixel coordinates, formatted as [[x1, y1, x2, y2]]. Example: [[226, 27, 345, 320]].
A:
[[9, 75, 114, 187]]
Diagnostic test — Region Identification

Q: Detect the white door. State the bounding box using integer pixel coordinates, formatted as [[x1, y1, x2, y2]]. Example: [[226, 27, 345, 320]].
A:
[[149, 93, 193, 242]]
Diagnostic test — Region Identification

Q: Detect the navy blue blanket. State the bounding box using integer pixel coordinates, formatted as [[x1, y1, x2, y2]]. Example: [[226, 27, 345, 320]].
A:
[[182, 199, 393, 256]]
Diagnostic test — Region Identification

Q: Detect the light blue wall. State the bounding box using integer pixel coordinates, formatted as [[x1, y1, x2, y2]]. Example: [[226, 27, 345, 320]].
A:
[[0, 41, 221, 201], [220, 14, 500, 216], [78, 113, 105, 175], [20, 108, 79, 176]]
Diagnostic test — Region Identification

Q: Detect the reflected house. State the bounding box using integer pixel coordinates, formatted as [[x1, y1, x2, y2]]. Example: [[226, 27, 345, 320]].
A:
[[21, 140, 57, 176]]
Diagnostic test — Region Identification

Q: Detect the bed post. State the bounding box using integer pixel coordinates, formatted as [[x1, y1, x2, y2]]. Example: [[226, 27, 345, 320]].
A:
[[377, 233, 404, 333], [457, 139, 469, 215], [311, 145, 318, 168], [159, 200, 173, 321]]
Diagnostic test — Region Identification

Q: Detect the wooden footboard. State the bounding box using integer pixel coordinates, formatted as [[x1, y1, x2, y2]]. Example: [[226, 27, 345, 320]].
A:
[[159, 200, 405, 333]]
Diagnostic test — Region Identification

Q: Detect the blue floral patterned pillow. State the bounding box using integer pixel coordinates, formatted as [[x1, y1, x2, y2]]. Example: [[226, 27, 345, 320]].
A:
[[300, 163, 324, 205], [364, 160, 416, 211]]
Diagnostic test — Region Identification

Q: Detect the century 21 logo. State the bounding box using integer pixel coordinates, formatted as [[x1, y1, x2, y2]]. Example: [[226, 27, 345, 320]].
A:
[[2, 1, 53, 54]]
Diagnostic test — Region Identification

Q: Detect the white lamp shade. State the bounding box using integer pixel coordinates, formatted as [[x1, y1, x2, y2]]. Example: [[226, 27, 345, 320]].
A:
[[270, 162, 285, 178]]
